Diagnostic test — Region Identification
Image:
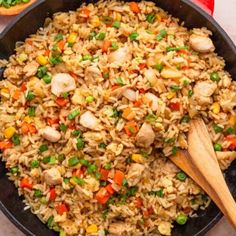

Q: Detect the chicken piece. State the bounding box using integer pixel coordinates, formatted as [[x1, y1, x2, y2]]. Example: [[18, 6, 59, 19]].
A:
[[84, 66, 102, 84], [108, 222, 133, 236], [108, 47, 132, 65], [51, 73, 76, 97], [84, 176, 100, 192], [144, 92, 158, 111], [110, 85, 130, 98], [144, 68, 158, 87], [23, 61, 39, 77], [60, 220, 78, 235], [71, 88, 85, 105], [158, 221, 172, 236], [193, 81, 217, 105], [122, 89, 136, 101], [80, 111, 99, 130], [126, 163, 145, 186], [43, 168, 62, 186], [189, 34, 215, 53], [161, 67, 182, 79], [216, 151, 236, 170], [136, 122, 155, 147], [41, 126, 61, 142]]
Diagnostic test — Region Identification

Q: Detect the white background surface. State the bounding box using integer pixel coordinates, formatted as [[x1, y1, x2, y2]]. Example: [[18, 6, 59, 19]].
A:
[[0, 0, 236, 235]]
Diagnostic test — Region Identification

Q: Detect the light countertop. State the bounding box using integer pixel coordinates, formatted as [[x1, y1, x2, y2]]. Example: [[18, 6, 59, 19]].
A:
[[0, 0, 236, 235]]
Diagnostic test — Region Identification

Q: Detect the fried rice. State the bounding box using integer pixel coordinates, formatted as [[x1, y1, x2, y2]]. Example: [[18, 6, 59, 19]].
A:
[[0, 1, 236, 235]]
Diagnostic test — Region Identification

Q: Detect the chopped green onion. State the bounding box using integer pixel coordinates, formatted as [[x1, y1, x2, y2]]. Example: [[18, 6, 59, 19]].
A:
[[40, 197, 48, 204], [47, 216, 54, 228], [172, 146, 178, 156], [180, 115, 190, 124], [43, 156, 56, 165], [87, 164, 97, 174], [176, 171, 187, 182], [166, 46, 188, 52], [70, 176, 85, 185], [100, 180, 108, 186], [149, 188, 164, 197], [37, 66, 47, 78], [103, 71, 109, 79], [82, 54, 93, 61], [26, 91, 35, 101], [59, 230, 66, 236], [86, 95, 94, 103], [49, 56, 63, 65], [213, 124, 223, 134], [154, 64, 163, 72], [98, 143, 107, 149], [62, 92, 69, 98], [28, 107, 36, 117], [146, 13, 156, 23], [176, 213, 188, 225], [34, 189, 43, 198], [111, 108, 122, 118], [12, 134, 20, 146], [31, 160, 40, 168], [170, 85, 181, 92], [96, 32, 106, 40], [76, 138, 85, 150], [104, 162, 112, 170], [58, 154, 65, 162], [214, 143, 222, 151], [63, 178, 70, 184], [129, 32, 139, 41], [10, 166, 19, 175], [226, 127, 235, 135], [116, 77, 125, 86], [156, 29, 167, 41], [101, 16, 113, 25], [111, 42, 119, 50], [95, 172, 102, 180], [68, 156, 80, 167], [54, 33, 63, 42], [112, 21, 121, 29], [59, 123, 68, 132], [210, 72, 220, 82], [188, 90, 194, 97], [72, 130, 82, 137], [79, 159, 89, 167], [42, 74, 52, 84], [89, 32, 97, 39], [42, 156, 50, 164], [145, 113, 158, 123], [68, 109, 80, 120], [39, 144, 48, 153], [122, 178, 128, 186]]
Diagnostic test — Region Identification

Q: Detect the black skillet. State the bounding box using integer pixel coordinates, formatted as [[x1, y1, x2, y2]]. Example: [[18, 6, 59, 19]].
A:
[[0, 0, 236, 235]]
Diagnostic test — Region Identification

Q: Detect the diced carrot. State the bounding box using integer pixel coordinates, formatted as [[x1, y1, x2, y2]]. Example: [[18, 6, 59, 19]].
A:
[[133, 100, 141, 107], [169, 102, 181, 111], [102, 40, 111, 53], [49, 188, 57, 201], [105, 184, 115, 194], [113, 170, 125, 186], [142, 96, 152, 107], [139, 88, 145, 94], [181, 66, 189, 70], [68, 121, 76, 129], [55, 97, 69, 107], [95, 187, 111, 204], [57, 40, 65, 52], [47, 117, 60, 125], [72, 167, 86, 177], [26, 39, 33, 45], [20, 82, 27, 92], [56, 203, 69, 215], [124, 121, 139, 136], [69, 72, 78, 79], [21, 122, 37, 134], [111, 85, 121, 91], [122, 107, 135, 121], [12, 89, 21, 100], [81, 7, 90, 18], [45, 49, 50, 57], [0, 141, 13, 151], [129, 2, 141, 13], [177, 49, 188, 55], [225, 135, 236, 149], [20, 178, 33, 190], [100, 168, 110, 180], [138, 63, 147, 70], [135, 197, 143, 208]]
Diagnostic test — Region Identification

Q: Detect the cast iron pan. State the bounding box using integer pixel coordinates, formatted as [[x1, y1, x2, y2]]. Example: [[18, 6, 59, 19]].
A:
[[0, 0, 236, 235]]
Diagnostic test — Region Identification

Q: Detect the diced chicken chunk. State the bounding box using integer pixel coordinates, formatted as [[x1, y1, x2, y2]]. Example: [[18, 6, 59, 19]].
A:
[[108, 47, 132, 65], [193, 81, 217, 105], [85, 66, 102, 84], [123, 89, 136, 101], [144, 68, 158, 87], [189, 34, 215, 53], [110, 85, 130, 98], [84, 176, 100, 192], [108, 222, 132, 236], [43, 168, 62, 186], [158, 221, 172, 236], [60, 220, 78, 235], [51, 73, 76, 97], [41, 126, 61, 142], [126, 163, 145, 186], [136, 122, 155, 147], [145, 92, 158, 111], [80, 111, 99, 130], [23, 61, 39, 77]]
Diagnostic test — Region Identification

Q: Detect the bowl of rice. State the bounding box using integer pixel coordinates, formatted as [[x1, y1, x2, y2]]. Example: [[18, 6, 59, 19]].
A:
[[0, 0, 236, 235]]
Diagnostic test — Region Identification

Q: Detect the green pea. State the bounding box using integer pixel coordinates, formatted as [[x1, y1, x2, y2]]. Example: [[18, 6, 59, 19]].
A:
[[214, 143, 222, 151], [210, 72, 220, 82], [176, 213, 188, 225], [31, 160, 40, 169], [176, 171, 187, 182], [129, 32, 139, 41], [68, 156, 79, 166]]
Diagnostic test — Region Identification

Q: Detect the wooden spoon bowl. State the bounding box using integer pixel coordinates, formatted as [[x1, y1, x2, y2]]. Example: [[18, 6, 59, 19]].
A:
[[0, 0, 36, 16]]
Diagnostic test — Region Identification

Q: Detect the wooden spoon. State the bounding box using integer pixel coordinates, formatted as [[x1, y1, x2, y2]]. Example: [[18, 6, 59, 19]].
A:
[[0, 0, 36, 16], [169, 118, 236, 229]]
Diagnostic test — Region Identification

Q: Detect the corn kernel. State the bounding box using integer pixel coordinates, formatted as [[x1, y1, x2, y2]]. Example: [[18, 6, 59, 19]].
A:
[[132, 154, 145, 164], [17, 53, 28, 63], [1, 88, 10, 98], [114, 12, 122, 21], [229, 115, 236, 126], [167, 91, 176, 99], [4, 127, 16, 139], [90, 16, 100, 27], [211, 102, 220, 114], [36, 55, 48, 65], [86, 224, 98, 233], [156, 13, 162, 22], [24, 116, 33, 124], [69, 178, 77, 186], [67, 32, 78, 44]]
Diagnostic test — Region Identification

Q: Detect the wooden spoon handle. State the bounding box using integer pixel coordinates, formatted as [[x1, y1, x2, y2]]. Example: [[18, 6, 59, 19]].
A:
[[188, 119, 236, 228]]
